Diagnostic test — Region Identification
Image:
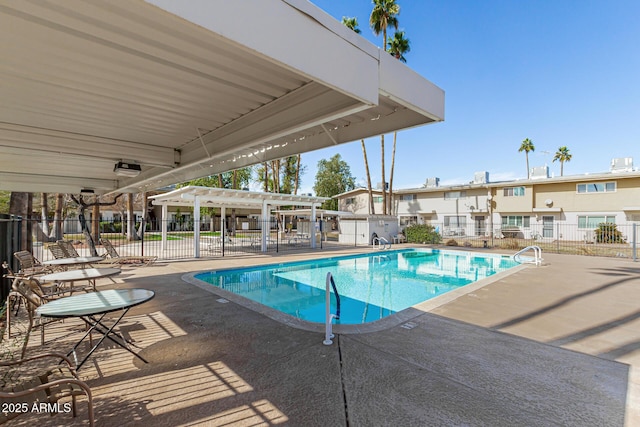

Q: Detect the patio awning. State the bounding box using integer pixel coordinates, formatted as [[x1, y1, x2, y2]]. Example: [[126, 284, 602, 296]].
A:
[[0, 0, 444, 196], [149, 186, 328, 210]]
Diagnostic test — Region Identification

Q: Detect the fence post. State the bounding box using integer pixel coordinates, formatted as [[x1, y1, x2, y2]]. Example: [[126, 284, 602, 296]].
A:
[[556, 223, 560, 253], [354, 219, 357, 247], [633, 223, 637, 262]]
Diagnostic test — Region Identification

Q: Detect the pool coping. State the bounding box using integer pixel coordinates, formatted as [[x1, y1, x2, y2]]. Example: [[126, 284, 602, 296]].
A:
[[181, 250, 529, 334]]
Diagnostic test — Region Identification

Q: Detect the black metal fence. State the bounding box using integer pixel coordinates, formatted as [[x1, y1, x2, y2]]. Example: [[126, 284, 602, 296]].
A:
[[2, 216, 638, 296], [5, 218, 343, 265], [430, 222, 639, 260]]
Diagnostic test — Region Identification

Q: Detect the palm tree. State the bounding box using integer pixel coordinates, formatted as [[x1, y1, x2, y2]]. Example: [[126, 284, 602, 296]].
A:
[[370, 0, 400, 50], [519, 138, 535, 179], [380, 134, 387, 215], [387, 30, 410, 62], [553, 146, 572, 176], [371, 0, 400, 216], [361, 139, 375, 214], [342, 17, 375, 215], [386, 31, 410, 215], [388, 132, 397, 214], [341, 16, 361, 33]]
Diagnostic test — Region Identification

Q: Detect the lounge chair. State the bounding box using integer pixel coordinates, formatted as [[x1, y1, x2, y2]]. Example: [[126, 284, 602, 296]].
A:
[[57, 240, 81, 257], [0, 353, 94, 426], [47, 242, 69, 259], [99, 238, 157, 266], [6, 274, 68, 349], [13, 251, 51, 276]]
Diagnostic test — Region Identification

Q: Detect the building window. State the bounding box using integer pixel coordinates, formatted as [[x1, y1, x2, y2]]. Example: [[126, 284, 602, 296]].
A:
[[345, 197, 355, 205], [578, 215, 616, 228], [503, 186, 525, 197], [374, 196, 383, 203], [577, 182, 616, 193], [400, 216, 417, 226], [444, 191, 466, 200], [444, 216, 466, 227], [501, 215, 530, 228], [400, 194, 417, 201]]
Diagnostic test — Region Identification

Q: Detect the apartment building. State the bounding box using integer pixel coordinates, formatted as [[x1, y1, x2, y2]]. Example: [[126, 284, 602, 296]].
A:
[[337, 158, 640, 242]]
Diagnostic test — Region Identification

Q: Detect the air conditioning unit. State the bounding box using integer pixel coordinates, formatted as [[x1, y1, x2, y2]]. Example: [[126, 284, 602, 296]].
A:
[[114, 161, 141, 177]]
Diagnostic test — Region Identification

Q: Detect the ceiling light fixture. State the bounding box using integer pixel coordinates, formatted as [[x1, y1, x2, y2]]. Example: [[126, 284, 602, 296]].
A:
[[114, 161, 141, 177]]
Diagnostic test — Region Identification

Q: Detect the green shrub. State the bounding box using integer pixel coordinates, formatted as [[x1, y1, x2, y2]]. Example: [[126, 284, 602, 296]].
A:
[[595, 223, 625, 243], [404, 224, 441, 244]]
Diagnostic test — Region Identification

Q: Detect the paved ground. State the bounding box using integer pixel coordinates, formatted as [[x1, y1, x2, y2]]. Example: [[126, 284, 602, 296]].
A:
[[4, 246, 640, 426]]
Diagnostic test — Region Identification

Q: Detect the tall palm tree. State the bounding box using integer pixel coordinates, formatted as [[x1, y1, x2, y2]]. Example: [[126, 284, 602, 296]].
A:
[[371, 0, 400, 215], [380, 134, 387, 215], [388, 132, 397, 215], [341, 16, 361, 33], [386, 30, 410, 215], [361, 139, 375, 214], [342, 17, 375, 215], [387, 30, 410, 62], [553, 146, 572, 176], [370, 0, 400, 50], [519, 138, 535, 179]]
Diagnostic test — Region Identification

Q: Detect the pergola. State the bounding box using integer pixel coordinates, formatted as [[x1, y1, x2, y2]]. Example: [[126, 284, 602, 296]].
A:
[[0, 0, 444, 196], [149, 186, 328, 256]]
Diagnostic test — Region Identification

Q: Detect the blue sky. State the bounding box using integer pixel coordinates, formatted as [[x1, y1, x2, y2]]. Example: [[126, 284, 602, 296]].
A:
[[295, 0, 640, 194]]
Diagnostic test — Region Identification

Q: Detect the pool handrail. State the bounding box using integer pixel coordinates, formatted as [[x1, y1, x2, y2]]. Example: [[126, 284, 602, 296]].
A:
[[323, 272, 341, 345], [513, 245, 543, 266], [372, 236, 391, 250]]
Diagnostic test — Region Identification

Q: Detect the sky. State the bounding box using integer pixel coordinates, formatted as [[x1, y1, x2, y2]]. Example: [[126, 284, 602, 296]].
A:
[[293, 0, 640, 195]]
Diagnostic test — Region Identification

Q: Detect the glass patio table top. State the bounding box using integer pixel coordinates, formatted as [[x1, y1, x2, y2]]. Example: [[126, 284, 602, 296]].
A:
[[36, 288, 155, 318]]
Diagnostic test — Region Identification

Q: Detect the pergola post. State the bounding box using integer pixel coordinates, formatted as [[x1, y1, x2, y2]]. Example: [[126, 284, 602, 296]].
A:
[[262, 200, 269, 252], [311, 204, 317, 249], [221, 206, 226, 240], [161, 204, 168, 251], [194, 195, 201, 258]]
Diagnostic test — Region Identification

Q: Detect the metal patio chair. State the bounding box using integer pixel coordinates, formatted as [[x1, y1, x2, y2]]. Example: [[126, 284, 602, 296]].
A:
[[99, 238, 157, 266], [13, 251, 51, 276], [56, 240, 81, 258], [0, 353, 94, 426]]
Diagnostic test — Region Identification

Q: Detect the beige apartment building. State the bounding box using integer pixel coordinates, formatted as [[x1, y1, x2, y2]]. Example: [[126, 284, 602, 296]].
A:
[[337, 159, 640, 242]]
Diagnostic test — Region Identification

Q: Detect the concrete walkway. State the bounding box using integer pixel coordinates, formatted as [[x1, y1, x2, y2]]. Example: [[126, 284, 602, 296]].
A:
[[6, 248, 639, 426]]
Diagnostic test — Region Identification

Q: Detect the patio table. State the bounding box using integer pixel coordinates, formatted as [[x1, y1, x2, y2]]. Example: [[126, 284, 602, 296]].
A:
[[36, 288, 155, 370], [42, 256, 104, 268], [38, 267, 121, 293]]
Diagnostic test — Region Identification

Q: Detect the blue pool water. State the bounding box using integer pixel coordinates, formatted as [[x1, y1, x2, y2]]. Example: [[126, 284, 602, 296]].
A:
[[194, 249, 519, 324]]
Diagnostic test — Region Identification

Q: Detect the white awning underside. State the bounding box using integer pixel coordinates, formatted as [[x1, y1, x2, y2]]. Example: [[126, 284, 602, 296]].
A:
[[149, 186, 328, 210], [0, 0, 444, 195]]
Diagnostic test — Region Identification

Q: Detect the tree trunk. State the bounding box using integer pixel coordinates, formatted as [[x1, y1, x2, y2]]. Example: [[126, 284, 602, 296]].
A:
[[40, 193, 50, 237], [52, 193, 64, 241], [388, 132, 397, 215], [92, 202, 100, 243], [294, 154, 301, 195], [381, 134, 387, 215], [9, 192, 33, 252], [138, 192, 147, 237], [126, 193, 137, 241], [77, 206, 98, 257], [361, 140, 375, 215], [263, 162, 269, 192]]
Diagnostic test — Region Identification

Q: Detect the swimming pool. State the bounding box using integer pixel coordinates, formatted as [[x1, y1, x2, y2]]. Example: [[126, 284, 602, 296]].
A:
[[193, 249, 520, 325]]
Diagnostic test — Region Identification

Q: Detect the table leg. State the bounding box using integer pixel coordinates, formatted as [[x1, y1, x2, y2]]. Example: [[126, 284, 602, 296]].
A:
[[67, 309, 149, 370]]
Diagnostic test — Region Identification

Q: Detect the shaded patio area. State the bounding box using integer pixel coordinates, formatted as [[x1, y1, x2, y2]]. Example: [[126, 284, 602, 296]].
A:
[[5, 248, 639, 426]]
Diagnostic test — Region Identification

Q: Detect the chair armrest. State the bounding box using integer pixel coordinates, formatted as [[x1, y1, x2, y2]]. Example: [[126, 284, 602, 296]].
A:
[[0, 352, 76, 372]]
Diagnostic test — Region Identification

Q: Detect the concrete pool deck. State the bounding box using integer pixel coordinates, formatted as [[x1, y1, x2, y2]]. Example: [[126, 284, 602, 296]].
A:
[[8, 247, 640, 426]]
